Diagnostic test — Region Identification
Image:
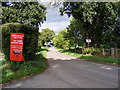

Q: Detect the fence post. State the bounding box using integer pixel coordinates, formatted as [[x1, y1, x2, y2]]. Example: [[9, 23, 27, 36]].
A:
[[115, 48, 118, 58], [102, 48, 105, 56], [111, 48, 115, 58]]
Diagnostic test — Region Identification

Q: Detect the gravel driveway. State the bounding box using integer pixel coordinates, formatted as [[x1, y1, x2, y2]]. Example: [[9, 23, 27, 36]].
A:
[[3, 47, 118, 88]]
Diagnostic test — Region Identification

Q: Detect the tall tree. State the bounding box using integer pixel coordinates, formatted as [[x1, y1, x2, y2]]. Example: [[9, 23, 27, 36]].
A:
[[66, 17, 84, 48], [2, 2, 47, 26], [39, 28, 55, 46], [53, 29, 73, 49], [60, 2, 119, 48]]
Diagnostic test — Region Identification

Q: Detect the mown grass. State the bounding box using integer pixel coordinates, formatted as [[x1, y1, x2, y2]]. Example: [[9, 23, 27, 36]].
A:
[[56, 48, 119, 66], [1, 47, 49, 84]]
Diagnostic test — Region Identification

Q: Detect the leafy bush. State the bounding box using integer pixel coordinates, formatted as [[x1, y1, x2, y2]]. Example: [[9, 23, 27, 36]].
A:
[[82, 47, 101, 55], [1, 23, 39, 61]]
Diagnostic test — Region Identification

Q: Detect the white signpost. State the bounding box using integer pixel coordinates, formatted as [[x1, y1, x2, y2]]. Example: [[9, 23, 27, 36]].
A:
[[86, 39, 91, 47], [86, 39, 91, 43]]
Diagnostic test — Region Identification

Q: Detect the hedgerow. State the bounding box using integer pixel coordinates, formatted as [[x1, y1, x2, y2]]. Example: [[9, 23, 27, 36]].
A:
[[2, 23, 39, 61]]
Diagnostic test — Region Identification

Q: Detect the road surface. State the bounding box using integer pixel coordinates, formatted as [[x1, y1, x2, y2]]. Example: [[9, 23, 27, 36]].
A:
[[3, 47, 118, 88]]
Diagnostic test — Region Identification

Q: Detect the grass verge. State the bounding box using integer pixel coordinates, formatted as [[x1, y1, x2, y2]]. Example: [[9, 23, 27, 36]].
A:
[[56, 48, 119, 66], [1, 47, 49, 84], [0, 53, 4, 56]]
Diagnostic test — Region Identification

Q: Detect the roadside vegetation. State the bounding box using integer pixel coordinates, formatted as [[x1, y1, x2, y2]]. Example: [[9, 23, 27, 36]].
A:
[[0, 53, 4, 56], [1, 47, 49, 84], [38, 28, 55, 47], [56, 48, 119, 66], [1, 2, 49, 85], [1, 2, 55, 85], [53, 2, 120, 65], [1, 2, 120, 85]]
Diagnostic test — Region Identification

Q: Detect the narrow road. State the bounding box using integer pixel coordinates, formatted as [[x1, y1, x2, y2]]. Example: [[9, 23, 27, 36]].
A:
[[3, 47, 118, 88]]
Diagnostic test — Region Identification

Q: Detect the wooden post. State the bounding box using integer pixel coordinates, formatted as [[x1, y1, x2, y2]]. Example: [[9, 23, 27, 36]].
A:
[[102, 48, 105, 56], [115, 48, 118, 58], [111, 48, 115, 58]]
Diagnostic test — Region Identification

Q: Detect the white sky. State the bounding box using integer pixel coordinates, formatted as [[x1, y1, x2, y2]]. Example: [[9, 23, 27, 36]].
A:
[[39, 2, 70, 34]]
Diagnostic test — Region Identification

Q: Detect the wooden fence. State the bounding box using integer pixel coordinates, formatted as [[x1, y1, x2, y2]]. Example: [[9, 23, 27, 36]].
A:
[[102, 48, 120, 58]]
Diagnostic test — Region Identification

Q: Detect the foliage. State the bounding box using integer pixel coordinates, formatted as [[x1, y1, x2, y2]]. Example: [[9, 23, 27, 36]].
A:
[[1, 47, 48, 84], [66, 18, 84, 48], [2, 2, 47, 26], [60, 2, 119, 48], [39, 28, 55, 46], [1, 23, 38, 61], [56, 48, 119, 65], [82, 47, 102, 55], [53, 29, 72, 49], [0, 53, 4, 56]]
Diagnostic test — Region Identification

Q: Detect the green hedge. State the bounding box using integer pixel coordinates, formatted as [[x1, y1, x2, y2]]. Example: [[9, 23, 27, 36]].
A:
[[1, 23, 39, 61], [82, 47, 102, 55]]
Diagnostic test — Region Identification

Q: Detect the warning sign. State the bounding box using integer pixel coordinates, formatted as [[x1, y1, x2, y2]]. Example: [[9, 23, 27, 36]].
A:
[[10, 33, 25, 61]]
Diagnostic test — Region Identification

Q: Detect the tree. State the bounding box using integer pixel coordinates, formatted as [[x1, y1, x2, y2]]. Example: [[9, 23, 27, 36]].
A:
[[2, 2, 47, 26], [66, 17, 84, 49], [60, 2, 119, 48], [39, 28, 55, 46], [101, 2, 120, 48], [53, 29, 72, 49]]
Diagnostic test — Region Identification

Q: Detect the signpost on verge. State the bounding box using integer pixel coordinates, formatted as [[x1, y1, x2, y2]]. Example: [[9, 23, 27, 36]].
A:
[[10, 33, 25, 61], [86, 38, 91, 47]]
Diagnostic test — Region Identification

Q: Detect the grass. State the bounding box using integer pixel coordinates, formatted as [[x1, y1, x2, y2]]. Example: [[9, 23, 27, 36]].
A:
[[0, 53, 4, 56], [56, 48, 119, 66], [1, 47, 49, 84]]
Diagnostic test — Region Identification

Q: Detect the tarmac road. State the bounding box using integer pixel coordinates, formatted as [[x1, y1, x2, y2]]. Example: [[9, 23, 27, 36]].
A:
[[3, 47, 118, 88]]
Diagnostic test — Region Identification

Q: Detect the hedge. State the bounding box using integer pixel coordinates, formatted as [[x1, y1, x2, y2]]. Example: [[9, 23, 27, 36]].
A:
[[1, 23, 39, 61], [82, 47, 102, 55]]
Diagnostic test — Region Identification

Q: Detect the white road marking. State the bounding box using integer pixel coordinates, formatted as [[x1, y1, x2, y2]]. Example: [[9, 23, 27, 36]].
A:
[[100, 66, 113, 70]]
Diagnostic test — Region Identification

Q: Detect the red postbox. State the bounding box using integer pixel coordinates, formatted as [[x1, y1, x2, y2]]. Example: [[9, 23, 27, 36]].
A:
[[10, 33, 25, 61]]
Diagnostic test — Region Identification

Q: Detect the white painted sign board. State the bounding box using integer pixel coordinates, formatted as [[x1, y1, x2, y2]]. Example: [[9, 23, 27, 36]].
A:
[[86, 39, 91, 43]]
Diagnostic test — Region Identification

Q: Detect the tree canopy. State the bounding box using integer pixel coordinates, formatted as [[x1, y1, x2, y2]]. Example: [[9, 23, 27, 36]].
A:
[[59, 2, 120, 48], [2, 2, 47, 26], [53, 29, 71, 49], [39, 28, 55, 46]]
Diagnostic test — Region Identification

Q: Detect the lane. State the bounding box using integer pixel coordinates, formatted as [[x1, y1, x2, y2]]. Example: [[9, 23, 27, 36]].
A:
[[3, 47, 118, 88]]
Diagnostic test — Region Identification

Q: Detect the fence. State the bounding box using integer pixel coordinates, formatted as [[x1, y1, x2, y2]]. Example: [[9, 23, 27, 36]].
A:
[[102, 48, 120, 59]]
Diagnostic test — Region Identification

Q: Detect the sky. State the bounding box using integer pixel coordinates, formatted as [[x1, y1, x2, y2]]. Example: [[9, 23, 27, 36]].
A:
[[39, 3, 70, 34]]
